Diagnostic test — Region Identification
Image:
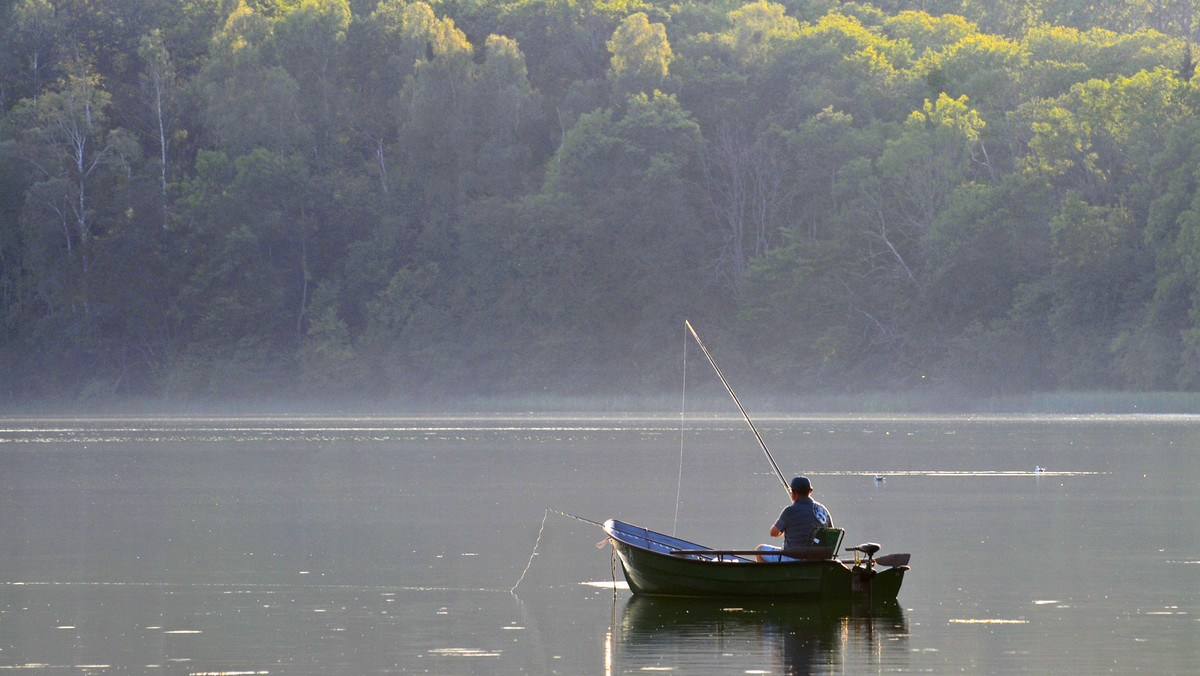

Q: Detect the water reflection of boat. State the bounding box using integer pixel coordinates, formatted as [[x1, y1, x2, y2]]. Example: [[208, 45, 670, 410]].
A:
[[604, 519, 908, 601], [616, 595, 909, 675]]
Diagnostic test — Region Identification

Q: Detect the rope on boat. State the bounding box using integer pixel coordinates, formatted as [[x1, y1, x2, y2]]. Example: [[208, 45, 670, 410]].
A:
[[610, 545, 618, 598]]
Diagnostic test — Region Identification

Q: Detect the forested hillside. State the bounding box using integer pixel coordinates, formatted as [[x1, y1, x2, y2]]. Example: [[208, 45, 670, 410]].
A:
[[3, 0, 1200, 403]]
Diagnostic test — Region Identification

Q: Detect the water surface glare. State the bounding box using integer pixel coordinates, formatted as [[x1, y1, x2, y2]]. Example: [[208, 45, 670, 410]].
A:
[[1, 415, 1197, 674]]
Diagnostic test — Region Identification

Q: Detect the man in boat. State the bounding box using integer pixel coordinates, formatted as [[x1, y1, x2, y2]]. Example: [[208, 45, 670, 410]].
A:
[[756, 476, 834, 562]]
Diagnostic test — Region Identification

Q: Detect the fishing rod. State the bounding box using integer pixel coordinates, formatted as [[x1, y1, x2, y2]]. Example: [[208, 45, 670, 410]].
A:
[[684, 320, 791, 496]]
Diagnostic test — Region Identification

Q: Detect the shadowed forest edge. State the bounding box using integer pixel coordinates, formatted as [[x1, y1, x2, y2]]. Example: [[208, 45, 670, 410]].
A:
[[4, 0, 1200, 406]]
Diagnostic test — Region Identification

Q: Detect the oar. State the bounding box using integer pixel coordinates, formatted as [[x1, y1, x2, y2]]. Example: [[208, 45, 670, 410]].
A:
[[684, 320, 790, 496]]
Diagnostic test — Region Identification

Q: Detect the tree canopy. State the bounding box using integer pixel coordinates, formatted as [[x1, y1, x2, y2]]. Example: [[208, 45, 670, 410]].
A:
[[4, 0, 1200, 403]]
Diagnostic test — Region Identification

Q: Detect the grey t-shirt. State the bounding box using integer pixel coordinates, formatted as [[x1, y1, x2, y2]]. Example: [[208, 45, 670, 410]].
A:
[[774, 497, 834, 550]]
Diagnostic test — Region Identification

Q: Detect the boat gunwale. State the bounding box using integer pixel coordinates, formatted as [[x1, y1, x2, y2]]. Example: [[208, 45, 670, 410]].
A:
[[604, 519, 848, 567]]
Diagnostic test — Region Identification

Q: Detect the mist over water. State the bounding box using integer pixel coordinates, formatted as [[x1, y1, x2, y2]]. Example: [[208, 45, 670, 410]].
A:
[[1, 415, 1197, 674]]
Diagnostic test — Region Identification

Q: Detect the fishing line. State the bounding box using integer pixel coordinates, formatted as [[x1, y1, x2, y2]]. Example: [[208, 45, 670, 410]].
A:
[[673, 323, 688, 537], [510, 508, 550, 594], [511, 508, 607, 594], [547, 508, 604, 528]]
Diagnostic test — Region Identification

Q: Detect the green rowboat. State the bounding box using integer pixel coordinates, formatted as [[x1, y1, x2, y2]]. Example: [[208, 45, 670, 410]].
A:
[[599, 322, 912, 601], [604, 519, 909, 601]]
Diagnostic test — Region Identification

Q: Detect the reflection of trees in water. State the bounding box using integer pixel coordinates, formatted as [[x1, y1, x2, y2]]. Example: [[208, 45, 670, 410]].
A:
[[616, 596, 909, 675]]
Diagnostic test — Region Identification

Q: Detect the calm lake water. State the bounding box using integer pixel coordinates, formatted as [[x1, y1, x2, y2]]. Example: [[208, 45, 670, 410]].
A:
[[1, 414, 1197, 674]]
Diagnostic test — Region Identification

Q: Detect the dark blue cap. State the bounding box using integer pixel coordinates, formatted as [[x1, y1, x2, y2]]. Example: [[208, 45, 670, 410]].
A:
[[790, 476, 812, 493]]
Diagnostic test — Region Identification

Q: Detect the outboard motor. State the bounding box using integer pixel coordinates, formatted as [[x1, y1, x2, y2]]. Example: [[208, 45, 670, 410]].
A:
[[847, 542, 882, 600]]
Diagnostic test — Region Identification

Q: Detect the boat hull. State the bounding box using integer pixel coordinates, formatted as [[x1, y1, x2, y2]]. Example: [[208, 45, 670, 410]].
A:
[[605, 519, 906, 601]]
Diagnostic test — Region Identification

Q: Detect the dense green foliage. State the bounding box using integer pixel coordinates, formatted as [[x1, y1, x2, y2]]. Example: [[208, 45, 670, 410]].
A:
[[4, 0, 1200, 402]]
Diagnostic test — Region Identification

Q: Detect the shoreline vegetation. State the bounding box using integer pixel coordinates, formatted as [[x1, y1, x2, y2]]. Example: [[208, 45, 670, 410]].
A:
[[7, 1, 1200, 402]]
